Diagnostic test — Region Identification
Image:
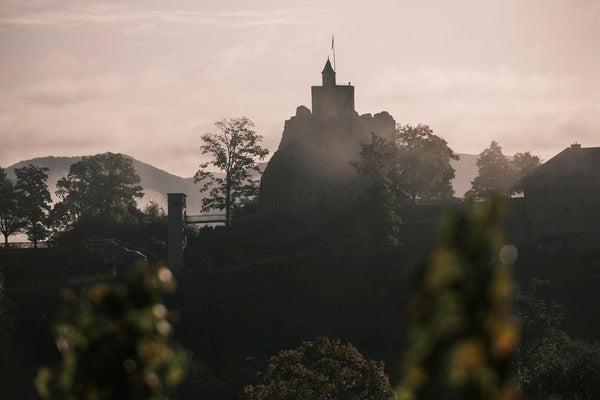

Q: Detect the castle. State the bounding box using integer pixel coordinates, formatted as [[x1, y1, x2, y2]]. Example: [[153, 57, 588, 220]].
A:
[[259, 58, 396, 218]]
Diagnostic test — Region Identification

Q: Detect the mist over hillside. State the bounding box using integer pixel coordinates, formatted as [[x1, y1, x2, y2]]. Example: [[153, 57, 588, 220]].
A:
[[5, 153, 478, 214]]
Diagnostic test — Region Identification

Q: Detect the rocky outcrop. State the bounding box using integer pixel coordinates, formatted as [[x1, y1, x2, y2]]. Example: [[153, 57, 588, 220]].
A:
[[259, 105, 396, 218]]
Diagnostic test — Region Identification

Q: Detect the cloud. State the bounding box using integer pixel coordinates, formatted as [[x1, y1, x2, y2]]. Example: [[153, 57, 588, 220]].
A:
[[16, 75, 122, 106], [364, 67, 600, 158], [0, 4, 333, 31]]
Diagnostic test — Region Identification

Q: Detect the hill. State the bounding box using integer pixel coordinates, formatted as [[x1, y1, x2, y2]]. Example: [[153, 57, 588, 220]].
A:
[[6, 155, 204, 214]]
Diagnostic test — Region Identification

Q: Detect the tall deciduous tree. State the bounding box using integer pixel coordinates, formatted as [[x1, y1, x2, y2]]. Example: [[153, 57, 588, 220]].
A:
[[0, 168, 24, 244], [14, 164, 51, 247], [467, 141, 514, 198], [396, 124, 459, 203], [55, 153, 144, 226], [194, 117, 269, 226]]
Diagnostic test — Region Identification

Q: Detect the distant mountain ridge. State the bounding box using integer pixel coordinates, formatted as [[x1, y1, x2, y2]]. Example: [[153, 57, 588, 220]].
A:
[[5, 152, 479, 215]]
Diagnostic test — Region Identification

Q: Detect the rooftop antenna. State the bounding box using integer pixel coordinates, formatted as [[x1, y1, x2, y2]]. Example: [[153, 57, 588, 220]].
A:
[[331, 34, 336, 72]]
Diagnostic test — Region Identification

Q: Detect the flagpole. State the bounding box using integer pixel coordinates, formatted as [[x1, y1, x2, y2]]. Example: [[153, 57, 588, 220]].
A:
[[332, 35, 336, 72]]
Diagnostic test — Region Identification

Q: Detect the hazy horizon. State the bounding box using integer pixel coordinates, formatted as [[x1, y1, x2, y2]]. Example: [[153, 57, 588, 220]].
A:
[[2, 0, 599, 177]]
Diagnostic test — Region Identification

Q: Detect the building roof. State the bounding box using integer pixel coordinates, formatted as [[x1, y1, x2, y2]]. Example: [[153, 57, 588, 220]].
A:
[[322, 58, 335, 74], [523, 145, 600, 184]]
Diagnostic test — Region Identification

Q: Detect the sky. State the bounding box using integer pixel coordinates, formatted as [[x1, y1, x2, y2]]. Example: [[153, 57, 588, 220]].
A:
[[1, 0, 599, 177]]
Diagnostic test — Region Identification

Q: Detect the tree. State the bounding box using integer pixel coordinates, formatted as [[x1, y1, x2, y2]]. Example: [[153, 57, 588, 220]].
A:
[[55, 153, 144, 226], [511, 152, 541, 194], [514, 279, 600, 399], [194, 117, 269, 226], [36, 264, 187, 400], [241, 337, 394, 400], [467, 143, 542, 199], [396, 124, 459, 203], [14, 164, 51, 247], [352, 133, 404, 246], [0, 168, 24, 244], [466, 141, 514, 198]]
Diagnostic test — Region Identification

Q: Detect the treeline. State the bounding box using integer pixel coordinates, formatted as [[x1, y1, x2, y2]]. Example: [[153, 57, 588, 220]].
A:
[[0, 153, 166, 255]]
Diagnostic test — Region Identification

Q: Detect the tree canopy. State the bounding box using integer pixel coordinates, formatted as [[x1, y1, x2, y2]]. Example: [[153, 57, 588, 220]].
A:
[[55, 153, 144, 226], [467, 142, 541, 198], [511, 152, 541, 193], [14, 164, 51, 246], [396, 124, 459, 203], [242, 337, 394, 400], [467, 141, 514, 198], [0, 168, 24, 244], [194, 117, 269, 226]]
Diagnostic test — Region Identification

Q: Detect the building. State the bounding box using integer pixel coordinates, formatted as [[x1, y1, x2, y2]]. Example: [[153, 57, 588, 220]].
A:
[[522, 144, 600, 251]]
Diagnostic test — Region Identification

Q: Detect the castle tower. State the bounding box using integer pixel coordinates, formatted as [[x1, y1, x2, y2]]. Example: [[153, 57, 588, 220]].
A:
[[311, 59, 354, 117]]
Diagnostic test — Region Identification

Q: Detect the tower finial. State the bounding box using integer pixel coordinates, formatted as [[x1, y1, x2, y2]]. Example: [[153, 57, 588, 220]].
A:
[[331, 34, 336, 72]]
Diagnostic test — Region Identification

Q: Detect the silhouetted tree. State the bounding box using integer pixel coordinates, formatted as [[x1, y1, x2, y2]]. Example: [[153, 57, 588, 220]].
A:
[[510, 152, 541, 194], [352, 133, 403, 246], [242, 337, 394, 400], [14, 164, 51, 247], [36, 264, 187, 400], [467, 143, 542, 198], [0, 168, 24, 244], [55, 153, 143, 226], [396, 124, 459, 203], [397, 197, 519, 399], [194, 117, 269, 226], [466, 141, 514, 198]]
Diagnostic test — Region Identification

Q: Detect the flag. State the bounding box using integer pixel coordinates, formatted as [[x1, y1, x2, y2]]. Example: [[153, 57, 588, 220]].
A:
[[331, 35, 334, 50]]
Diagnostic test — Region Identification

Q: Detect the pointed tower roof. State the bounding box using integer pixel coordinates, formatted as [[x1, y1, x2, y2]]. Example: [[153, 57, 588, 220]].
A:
[[321, 58, 336, 86], [322, 58, 335, 73]]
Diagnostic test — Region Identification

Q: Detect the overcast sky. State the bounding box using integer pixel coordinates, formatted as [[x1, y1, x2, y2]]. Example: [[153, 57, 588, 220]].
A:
[[1, 0, 599, 177]]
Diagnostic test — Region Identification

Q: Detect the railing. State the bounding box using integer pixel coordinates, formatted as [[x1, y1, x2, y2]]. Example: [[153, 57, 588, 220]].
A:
[[0, 241, 49, 249], [186, 214, 227, 224]]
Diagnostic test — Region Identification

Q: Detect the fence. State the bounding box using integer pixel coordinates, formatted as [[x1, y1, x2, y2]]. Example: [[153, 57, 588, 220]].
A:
[[0, 241, 49, 249]]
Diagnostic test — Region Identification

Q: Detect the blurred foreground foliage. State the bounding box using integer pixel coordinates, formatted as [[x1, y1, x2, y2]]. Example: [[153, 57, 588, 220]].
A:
[[397, 196, 520, 400], [36, 264, 187, 400]]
